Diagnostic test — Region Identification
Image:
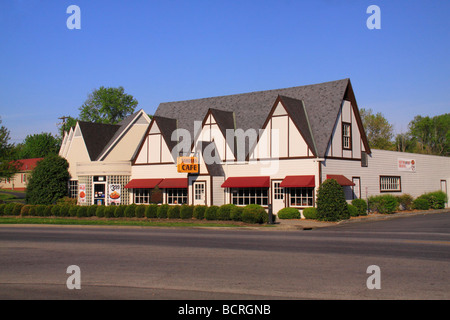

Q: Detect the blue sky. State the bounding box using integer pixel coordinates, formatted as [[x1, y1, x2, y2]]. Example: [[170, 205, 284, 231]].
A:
[[1, 0, 449, 143]]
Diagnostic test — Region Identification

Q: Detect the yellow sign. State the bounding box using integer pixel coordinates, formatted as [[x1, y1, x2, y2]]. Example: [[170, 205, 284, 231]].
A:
[[177, 156, 199, 173]]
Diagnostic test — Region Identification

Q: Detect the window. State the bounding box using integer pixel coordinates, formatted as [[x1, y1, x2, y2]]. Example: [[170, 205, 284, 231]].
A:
[[361, 151, 368, 167], [167, 188, 188, 204], [273, 182, 284, 200], [289, 187, 314, 207], [380, 176, 401, 192], [342, 122, 351, 150], [68, 180, 78, 199], [194, 183, 205, 200], [231, 188, 269, 206], [135, 188, 150, 204]]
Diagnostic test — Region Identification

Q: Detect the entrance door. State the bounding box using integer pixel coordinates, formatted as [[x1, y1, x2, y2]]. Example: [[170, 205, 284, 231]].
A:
[[441, 180, 448, 207], [271, 180, 285, 214], [193, 181, 206, 206], [352, 177, 361, 199], [93, 183, 106, 205]]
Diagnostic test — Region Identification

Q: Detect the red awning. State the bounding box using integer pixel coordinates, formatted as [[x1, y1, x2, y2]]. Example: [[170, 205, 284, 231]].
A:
[[221, 176, 270, 188], [326, 175, 355, 186], [125, 179, 163, 189], [158, 178, 188, 189], [280, 175, 315, 188]]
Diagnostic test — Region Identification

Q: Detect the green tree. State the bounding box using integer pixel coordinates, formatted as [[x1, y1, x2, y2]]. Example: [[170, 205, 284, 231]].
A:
[[79, 86, 138, 124], [360, 108, 394, 150], [25, 155, 71, 205], [18, 132, 61, 159], [0, 117, 20, 179], [316, 179, 350, 221], [408, 114, 450, 156], [58, 116, 78, 139]]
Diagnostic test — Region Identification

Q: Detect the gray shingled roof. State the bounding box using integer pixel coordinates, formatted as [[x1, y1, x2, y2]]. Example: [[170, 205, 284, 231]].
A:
[[78, 122, 120, 161], [154, 79, 353, 157]]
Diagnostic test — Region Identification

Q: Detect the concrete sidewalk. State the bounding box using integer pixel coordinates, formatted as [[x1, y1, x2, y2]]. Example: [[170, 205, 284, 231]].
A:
[[272, 208, 450, 230]]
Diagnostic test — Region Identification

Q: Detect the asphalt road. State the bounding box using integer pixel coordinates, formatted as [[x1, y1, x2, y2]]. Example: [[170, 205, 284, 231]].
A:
[[0, 212, 449, 300]]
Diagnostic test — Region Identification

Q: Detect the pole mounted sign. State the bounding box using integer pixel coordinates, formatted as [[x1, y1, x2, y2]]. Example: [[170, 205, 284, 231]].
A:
[[177, 156, 199, 173]]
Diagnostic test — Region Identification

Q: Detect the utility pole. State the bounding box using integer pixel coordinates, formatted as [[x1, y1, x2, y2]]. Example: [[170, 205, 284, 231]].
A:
[[58, 116, 69, 134]]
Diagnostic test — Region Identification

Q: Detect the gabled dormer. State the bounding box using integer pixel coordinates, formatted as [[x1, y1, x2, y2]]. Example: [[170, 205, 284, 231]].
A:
[[249, 95, 316, 160], [325, 82, 371, 160], [133, 116, 178, 165], [192, 108, 236, 162]]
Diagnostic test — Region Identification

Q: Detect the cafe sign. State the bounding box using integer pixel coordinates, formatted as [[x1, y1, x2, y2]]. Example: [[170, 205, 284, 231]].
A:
[[398, 158, 416, 172], [177, 156, 199, 173]]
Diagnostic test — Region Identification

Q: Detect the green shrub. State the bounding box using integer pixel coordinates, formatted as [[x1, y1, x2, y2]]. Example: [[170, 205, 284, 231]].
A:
[[277, 207, 301, 219], [0, 203, 6, 215], [25, 155, 70, 205], [59, 205, 70, 217], [96, 206, 106, 218], [124, 204, 137, 218], [135, 205, 146, 218], [36, 205, 46, 217], [13, 203, 24, 216], [102, 206, 114, 218], [44, 205, 53, 217], [77, 206, 88, 218], [413, 198, 429, 210], [20, 205, 31, 216], [302, 207, 317, 219], [4, 203, 16, 215], [230, 206, 243, 221], [67, 206, 77, 217], [418, 191, 448, 210], [87, 205, 98, 217], [205, 206, 219, 220], [145, 204, 158, 218], [351, 198, 368, 215], [56, 197, 77, 206], [168, 205, 181, 219], [368, 195, 398, 214], [180, 205, 193, 219], [396, 194, 414, 211], [157, 204, 169, 219], [217, 204, 235, 220], [51, 205, 61, 217], [193, 205, 206, 220], [316, 179, 350, 221], [29, 206, 37, 216], [114, 205, 125, 218], [347, 204, 359, 217], [241, 204, 268, 224]]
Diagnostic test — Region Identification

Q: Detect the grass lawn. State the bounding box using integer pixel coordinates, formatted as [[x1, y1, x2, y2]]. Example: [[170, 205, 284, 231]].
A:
[[0, 216, 272, 228]]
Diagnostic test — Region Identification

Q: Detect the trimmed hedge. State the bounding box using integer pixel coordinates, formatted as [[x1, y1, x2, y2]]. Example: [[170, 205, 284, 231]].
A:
[[241, 204, 268, 224], [230, 206, 243, 221], [277, 207, 300, 219], [180, 205, 193, 219], [167, 205, 180, 219], [193, 205, 206, 220], [347, 204, 359, 217], [205, 206, 219, 220], [217, 204, 235, 221], [368, 195, 398, 214], [145, 204, 158, 218], [157, 204, 169, 219], [351, 198, 368, 216], [303, 207, 317, 219], [415, 191, 447, 210]]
